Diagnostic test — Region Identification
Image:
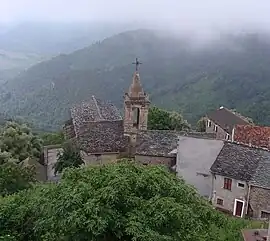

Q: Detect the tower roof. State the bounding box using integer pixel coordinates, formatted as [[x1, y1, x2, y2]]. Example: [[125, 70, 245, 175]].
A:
[[128, 71, 144, 98]]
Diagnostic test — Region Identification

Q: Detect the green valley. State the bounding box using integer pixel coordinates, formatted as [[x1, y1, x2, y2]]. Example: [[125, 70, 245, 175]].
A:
[[1, 29, 270, 130]]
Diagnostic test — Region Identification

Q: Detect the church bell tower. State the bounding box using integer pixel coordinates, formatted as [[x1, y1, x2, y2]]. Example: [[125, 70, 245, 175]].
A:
[[124, 58, 150, 135]]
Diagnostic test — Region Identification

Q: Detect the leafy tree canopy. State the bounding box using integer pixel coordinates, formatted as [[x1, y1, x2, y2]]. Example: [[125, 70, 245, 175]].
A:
[[40, 131, 64, 146], [148, 106, 190, 131], [197, 118, 206, 132], [0, 121, 42, 163], [0, 161, 250, 241], [53, 141, 84, 175], [0, 122, 41, 196], [0, 162, 36, 196]]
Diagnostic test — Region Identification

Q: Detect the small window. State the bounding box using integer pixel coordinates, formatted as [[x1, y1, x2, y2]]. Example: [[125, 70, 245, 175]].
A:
[[226, 133, 230, 140], [237, 183, 245, 188], [217, 198, 224, 206], [261, 211, 270, 220], [224, 178, 232, 190], [208, 120, 212, 128], [214, 125, 218, 132]]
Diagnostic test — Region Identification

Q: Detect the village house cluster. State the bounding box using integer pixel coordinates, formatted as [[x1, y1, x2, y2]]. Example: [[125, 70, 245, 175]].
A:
[[41, 66, 270, 221]]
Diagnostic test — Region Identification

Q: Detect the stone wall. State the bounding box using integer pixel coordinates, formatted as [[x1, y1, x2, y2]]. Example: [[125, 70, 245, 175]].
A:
[[44, 145, 62, 181], [63, 119, 76, 139], [249, 185, 270, 219], [135, 155, 174, 168], [212, 174, 248, 215], [205, 118, 230, 140], [80, 151, 119, 165]]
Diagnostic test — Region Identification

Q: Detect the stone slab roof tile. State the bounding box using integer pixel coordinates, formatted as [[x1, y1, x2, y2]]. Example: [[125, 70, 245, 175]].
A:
[[70, 96, 122, 136], [136, 130, 178, 157], [210, 142, 266, 181], [135, 131, 217, 157], [78, 120, 128, 154], [250, 155, 270, 189]]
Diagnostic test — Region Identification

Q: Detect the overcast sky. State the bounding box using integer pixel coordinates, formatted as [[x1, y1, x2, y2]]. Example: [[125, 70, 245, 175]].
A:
[[1, 0, 270, 31]]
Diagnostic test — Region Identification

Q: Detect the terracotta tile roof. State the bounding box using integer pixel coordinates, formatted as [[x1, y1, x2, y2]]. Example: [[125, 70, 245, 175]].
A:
[[210, 142, 269, 181], [207, 107, 249, 134], [234, 125, 270, 149]]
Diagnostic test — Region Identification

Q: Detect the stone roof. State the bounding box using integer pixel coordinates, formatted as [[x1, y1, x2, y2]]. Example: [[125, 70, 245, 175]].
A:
[[136, 130, 179, 157], [77, 120, 128, 154], [70, 95, 122, 135], [250, 155, 270, 189], [135, 130, 217, 157], [207, 107, 249, 134], [234, 125, 270, 149], [210, 142, 270, 182]]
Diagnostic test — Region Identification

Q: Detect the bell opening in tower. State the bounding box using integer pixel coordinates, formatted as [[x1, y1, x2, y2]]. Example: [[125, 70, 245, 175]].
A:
[[132, 107, 140, 127]]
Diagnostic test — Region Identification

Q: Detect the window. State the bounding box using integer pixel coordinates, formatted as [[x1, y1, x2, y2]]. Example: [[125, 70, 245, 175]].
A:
[[226, 133, 230, 140], [261, 211, 270, 220], [214, 125, 218, 132], [237, 182, 245, 188], [208, 120, 212, 128], [224, 178, 232, 190], [217, 198, 224, 206]]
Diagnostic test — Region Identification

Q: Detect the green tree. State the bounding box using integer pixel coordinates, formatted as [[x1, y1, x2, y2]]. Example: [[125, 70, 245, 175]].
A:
[[0, 121, 42, 163], [148, 106, 190, 131], [169, 111, 190, 131], [197, 118, 206, 132], [0, 162, 36, 196], [53, 141, 84, 175], [40, 131, 64, 146], [0, 161, 251, 241]]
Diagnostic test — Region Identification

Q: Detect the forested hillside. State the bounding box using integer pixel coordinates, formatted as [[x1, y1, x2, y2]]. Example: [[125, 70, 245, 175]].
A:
[[1, 29, 270, 130]]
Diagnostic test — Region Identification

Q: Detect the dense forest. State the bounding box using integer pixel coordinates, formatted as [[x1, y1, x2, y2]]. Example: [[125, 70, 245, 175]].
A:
[[1, 29, 270, 130]]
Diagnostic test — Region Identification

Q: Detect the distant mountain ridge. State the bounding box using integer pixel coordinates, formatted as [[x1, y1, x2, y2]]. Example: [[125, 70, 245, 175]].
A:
[[1, 29, 270, 130]]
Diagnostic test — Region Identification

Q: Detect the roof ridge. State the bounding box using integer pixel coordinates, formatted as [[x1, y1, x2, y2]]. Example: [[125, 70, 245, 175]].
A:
[[91, 95, 103, 120], [226, 140, 270, 152]]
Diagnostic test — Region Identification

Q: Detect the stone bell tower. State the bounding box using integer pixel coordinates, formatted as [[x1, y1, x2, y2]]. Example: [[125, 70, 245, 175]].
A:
[[124, 58, 150, 135]]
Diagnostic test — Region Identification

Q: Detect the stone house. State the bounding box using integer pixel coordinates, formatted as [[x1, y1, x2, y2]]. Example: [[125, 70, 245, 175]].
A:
[[174, 135, 224, 199], [205, 107, 250, 140], [210, 142, 270, 219], [248, 155, 270, 220]]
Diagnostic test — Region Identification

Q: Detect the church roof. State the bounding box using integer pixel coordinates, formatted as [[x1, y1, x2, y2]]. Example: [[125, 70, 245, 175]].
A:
[[70, 95, 122, 135], [135, 130, 216, 157], [136, 130, 179, 157], [77, 120, 128, 154]]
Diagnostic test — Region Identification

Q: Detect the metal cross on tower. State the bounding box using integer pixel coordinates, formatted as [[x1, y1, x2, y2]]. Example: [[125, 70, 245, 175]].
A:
[[132, 58, 142, 71]]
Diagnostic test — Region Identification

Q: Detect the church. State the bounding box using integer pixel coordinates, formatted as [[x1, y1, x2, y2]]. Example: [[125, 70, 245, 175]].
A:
[[43, 60, 214, 181]]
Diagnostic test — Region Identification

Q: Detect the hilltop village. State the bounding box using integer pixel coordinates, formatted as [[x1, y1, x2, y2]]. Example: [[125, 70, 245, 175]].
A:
[[35, 66, 269, 222]]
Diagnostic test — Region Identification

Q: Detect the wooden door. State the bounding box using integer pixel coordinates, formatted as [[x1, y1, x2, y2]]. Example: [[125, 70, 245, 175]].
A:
[[235, 201, 243, 217]]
